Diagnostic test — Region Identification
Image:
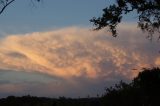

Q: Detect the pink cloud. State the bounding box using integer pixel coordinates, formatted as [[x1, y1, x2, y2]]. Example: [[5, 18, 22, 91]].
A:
[[0, 25, 159, 80]]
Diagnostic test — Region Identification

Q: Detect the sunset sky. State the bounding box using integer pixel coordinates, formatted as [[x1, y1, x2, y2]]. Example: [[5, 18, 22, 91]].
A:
[[0, 0, 159, 98]]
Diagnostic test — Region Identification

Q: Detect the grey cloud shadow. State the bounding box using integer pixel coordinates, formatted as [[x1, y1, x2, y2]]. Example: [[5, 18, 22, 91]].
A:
[[0, 69, 65, 85]]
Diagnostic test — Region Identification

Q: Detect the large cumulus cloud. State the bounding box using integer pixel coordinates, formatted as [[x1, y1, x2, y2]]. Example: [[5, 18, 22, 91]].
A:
[[0, 24, 159, 97]]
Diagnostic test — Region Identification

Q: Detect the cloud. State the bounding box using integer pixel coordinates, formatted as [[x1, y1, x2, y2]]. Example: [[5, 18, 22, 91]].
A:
[[0, 25, 159, 97], [0, 26, 159, 79]]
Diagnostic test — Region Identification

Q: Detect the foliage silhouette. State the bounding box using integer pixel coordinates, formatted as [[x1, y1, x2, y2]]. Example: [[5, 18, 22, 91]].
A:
[[102, 67, 160, 106], [90, 0, 160, 38]]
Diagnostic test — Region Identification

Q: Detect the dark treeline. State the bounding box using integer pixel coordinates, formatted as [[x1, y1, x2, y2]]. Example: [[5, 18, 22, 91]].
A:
[[0, 67, 160, 106], [0, 96, 101, 106]]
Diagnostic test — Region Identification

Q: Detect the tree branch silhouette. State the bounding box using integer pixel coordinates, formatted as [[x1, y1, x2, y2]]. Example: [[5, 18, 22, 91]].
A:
[[0, 0, 15, 15], [90, 0, 160, 39], [0, 0, 41, 15]]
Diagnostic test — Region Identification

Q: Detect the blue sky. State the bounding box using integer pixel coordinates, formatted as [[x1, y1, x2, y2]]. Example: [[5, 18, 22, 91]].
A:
[[0, 0, 159, 98], [0, 0, 110, 35]]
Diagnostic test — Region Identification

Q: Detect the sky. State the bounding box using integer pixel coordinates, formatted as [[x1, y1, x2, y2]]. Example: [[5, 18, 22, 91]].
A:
[[0, 0, 160, 98]]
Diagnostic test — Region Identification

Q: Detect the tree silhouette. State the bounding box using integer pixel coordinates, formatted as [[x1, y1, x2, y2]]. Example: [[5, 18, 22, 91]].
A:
[[0, 0, 40, 15], [102, 67, 160, 106], [133, 67, 160, 98], [90, 0, 160, 38]]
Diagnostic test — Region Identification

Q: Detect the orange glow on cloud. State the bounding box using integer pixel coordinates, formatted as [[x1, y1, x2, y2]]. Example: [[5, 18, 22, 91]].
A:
[[0, 25, 159, 80]]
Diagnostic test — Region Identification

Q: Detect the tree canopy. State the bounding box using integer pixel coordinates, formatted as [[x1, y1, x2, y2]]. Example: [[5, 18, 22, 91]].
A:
[[90, 0, 160, 38], [102, 67, 160, 106]]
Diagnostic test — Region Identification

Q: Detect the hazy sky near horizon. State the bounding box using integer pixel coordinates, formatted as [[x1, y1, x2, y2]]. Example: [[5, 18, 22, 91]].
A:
[[0, 0, 159, 98]]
